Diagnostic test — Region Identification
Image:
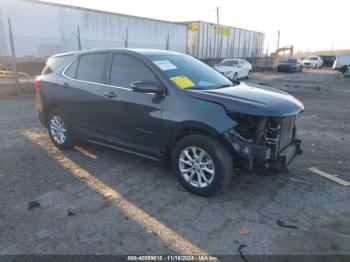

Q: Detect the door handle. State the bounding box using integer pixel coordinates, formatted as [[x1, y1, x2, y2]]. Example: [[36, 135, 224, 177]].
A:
[[63, 82, 70, 88], [103, 91, 117, 98]]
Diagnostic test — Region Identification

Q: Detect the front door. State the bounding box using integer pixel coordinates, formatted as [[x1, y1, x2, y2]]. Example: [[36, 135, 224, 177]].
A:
[[100, 53, 165, 151]]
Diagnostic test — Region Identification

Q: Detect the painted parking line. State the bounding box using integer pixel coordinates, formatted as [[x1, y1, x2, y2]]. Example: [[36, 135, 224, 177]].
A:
[[308, 167, 350, 186], [21, 130, 208, 256]]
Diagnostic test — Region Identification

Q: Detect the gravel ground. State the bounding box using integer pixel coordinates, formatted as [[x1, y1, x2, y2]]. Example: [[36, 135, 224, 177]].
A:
[[0, 68, 349, 258]]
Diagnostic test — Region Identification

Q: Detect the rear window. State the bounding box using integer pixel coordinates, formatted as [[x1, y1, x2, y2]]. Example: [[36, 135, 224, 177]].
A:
[[41, 55, 72, 75], [286, 59, 297, 63]]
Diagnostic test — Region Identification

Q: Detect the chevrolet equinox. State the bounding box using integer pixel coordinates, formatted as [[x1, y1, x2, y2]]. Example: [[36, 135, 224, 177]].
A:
[[36, 49, 304, 197]]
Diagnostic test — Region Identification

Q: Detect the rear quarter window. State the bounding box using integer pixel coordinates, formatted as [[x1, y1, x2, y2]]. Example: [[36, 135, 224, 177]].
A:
[[64, 59, 79, 79], [41, 55, 73, 75]]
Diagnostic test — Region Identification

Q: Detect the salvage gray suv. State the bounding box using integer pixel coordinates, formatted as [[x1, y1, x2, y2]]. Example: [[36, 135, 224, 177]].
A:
[[36, 49, 304, 197]]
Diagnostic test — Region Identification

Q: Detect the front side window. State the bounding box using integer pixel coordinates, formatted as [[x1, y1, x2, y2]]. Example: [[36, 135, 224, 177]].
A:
[[110, 54, 156, 88], [76, 53, 108, 83], [146, 54, 232, 90]]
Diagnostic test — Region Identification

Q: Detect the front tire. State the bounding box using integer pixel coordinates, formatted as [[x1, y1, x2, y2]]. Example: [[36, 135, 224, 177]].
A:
[[246, 70, 252, 79], [47, 109, 75, 149], [232, 73, 238, 82], [172, 134, 233, 197]]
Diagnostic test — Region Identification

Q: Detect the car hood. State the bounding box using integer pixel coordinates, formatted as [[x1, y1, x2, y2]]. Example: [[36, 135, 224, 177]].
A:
[[214, 65, 237, 73], [187, 82, 304, 117]]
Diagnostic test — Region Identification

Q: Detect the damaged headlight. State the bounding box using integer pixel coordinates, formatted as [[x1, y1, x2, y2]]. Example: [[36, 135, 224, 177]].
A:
[[224, 126, 272, 161], [226, 129, 252, 157]]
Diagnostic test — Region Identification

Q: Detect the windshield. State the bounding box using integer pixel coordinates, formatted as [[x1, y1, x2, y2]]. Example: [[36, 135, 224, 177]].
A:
[[218, 59, 238, 66], [308, 57, 318, 61], [146, 54, 233, 90], [284, 59, 297, 63]]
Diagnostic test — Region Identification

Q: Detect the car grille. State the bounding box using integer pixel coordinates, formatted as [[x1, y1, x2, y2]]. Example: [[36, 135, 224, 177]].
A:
[[279, 117, 295, 151]]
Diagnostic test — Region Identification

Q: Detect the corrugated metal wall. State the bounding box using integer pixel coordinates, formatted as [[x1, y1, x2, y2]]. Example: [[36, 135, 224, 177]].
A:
[[186, 21, 264, 59], [0, 1, 264, 59], [0, 0, 187, 57]]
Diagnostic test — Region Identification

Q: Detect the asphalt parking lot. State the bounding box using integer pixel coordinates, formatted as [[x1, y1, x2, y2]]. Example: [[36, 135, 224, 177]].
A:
[[0, 69, 349, 258]]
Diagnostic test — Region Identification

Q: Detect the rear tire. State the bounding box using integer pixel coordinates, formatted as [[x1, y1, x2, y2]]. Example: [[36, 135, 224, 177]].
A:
[[47, 108, 75, 149], [172, 134, 233, 197]]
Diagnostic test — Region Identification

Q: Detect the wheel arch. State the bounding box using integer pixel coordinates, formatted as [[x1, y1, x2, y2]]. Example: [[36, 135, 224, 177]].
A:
[[164, 121, 225, 161], [43, 102, 60, 127]]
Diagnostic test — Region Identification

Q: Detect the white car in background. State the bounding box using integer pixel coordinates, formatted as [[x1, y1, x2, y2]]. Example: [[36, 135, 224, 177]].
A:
[[214, 59, 252, 81], [302, 56, 324, 68]]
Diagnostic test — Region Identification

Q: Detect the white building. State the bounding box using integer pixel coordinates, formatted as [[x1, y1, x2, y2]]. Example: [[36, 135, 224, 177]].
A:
[[0, 0, 264, 59], [184, 21, 265, 59], [0, 0, 188, 57]]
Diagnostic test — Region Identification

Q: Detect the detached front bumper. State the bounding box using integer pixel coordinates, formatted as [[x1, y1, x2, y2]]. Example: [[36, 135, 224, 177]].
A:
[[223, 130, 302, 171]]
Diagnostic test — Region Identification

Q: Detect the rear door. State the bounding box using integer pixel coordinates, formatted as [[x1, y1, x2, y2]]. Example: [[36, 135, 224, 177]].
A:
[[60, 52, 110, 132], [99, 53, 165, 150]]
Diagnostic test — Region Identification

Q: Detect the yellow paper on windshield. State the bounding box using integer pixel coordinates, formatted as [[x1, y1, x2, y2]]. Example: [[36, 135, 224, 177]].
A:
[[170, 75, 195, 89]]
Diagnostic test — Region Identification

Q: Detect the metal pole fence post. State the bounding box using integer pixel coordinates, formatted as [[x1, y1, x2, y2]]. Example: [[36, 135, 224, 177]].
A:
[[166, 33, 170, 50], [8, 18, 20, 96], [77, 25, 82, 51], [125, 27, 128, 48]]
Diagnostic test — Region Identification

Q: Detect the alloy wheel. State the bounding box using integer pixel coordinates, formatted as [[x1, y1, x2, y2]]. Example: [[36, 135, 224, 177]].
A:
[[178, 146, 215, 188], [49, 115, 67, 144]]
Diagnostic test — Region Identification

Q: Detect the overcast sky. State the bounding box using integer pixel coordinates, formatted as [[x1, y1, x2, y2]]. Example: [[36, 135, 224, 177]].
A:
[[45, 0, 349, 52]]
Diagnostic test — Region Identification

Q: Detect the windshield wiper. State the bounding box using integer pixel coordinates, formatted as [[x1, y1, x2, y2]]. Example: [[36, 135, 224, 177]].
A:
[[214, 84, 234, 89], [184, 87, 206, 90]]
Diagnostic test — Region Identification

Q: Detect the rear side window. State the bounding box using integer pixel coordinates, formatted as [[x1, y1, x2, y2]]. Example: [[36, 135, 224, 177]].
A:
[[110, 54, 156, 88], [42, 55, 72, 75], [76, 53, 108, 83]]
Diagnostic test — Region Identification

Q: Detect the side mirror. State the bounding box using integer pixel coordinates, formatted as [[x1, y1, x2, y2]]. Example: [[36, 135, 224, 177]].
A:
[[130, 80, 165, 94]]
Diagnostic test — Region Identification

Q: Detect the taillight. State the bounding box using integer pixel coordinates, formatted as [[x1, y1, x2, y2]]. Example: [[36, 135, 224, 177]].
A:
[[35, 77, 41, 90]]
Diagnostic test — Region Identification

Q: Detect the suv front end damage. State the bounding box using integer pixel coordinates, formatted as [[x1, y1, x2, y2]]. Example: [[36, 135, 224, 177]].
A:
[[223, 114, 302, 172]]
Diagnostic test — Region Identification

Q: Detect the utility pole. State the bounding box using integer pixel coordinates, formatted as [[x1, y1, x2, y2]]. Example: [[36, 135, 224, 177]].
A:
[[77, 25, 82, 51], [275, 30, 280, 67], [216, 7, 220, 59], [8, 18, 20, 96]]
